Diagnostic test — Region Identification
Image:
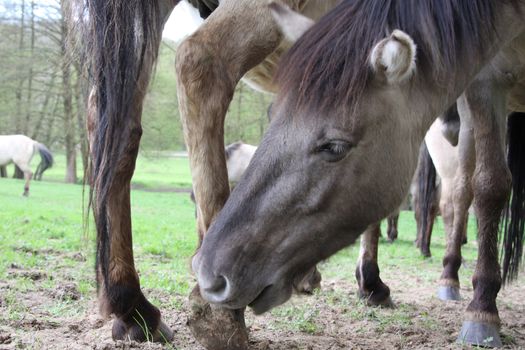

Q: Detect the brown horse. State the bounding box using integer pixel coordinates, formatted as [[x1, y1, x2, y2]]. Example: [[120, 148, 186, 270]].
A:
[[193, 1, 525, 348], [80, 0, 341, 348]]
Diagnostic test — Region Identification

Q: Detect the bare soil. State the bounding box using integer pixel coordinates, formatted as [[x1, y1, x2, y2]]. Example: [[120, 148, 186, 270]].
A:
[[1, 250, 524, 350]]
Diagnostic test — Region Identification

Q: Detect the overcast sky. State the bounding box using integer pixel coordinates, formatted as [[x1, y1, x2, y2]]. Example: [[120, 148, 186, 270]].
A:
[[2, 0, 203, 43]]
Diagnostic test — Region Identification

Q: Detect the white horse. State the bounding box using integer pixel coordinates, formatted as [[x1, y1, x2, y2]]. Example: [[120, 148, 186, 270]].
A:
[[0, 135, 54, 196]]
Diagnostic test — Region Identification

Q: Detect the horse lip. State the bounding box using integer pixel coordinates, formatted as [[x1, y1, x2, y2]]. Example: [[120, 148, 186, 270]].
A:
[[248, 284, 276, 314]]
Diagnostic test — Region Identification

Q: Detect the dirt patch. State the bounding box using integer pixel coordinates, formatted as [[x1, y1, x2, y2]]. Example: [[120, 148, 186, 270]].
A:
[[0, 258, 524, 349]]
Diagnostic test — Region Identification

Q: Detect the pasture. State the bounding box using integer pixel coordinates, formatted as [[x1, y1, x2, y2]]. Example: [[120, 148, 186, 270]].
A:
[[0, 157, 524, 349]]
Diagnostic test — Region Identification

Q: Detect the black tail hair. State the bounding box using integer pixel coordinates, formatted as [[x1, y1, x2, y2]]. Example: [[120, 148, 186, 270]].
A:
[[80, 0, 163, 295], [415, 141, 438, 253], [501, 112, 525, 283], [34, 143, 54, 180]]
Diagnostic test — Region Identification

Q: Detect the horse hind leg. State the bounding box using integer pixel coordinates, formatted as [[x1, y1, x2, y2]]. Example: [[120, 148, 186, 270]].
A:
[[355, 222, 393, 307], [455, 86, 510, 348], [89, 1, 176, 343]]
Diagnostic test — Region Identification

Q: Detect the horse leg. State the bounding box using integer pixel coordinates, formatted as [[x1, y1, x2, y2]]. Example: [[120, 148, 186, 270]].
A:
[[176, 2, 284, 348], [15, 162, 32, 196], [355, 222, 393, 307], [438, 112, 474, 301], [455, 85, 510, 347], [386, 210, 399, 242], [90, 1, 176, 343], [414, 142, 439, 257]]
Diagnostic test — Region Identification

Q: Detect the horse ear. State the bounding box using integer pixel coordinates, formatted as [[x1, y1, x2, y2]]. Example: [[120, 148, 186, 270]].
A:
[[269, 1, 314, 43], [370, 30, 417, 84]]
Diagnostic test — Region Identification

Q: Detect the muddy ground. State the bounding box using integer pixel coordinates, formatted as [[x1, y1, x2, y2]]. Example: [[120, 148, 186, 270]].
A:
[[0, 249, 524, 350]]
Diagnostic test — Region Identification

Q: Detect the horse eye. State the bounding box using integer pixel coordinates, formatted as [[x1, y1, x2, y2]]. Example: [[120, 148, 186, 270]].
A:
[[316, 140, 352, 162]]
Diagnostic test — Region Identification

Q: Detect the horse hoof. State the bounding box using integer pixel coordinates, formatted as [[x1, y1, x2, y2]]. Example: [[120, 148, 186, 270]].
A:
[[366, 295, 395, 308], [188, 286, 249, 350], [457, 321, 502, 348], [112, 318, 174, 343], [437, 286, 461, 301]]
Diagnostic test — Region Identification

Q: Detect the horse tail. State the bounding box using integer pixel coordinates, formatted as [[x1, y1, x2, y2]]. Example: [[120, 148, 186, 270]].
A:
[[501, 112, 525, 283], [34, 143, 54, 180], [415, 141, 438, 256], [79, 1, 164, 296]]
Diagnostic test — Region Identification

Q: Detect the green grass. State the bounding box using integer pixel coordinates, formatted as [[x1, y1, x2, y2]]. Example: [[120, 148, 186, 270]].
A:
[[0, 159, 483, 339], [0, 176, 197, 300]]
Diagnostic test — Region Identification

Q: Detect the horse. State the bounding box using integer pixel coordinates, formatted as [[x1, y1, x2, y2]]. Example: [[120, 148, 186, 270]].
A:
[[0, 135, 54, 196], [413, 104, 467, 258], [192, 1, 525, 348], [80, 0, 341, 347]]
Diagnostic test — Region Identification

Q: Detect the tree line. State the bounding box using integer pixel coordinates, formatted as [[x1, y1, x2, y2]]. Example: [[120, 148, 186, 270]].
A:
[[0, 0, 271, 183]]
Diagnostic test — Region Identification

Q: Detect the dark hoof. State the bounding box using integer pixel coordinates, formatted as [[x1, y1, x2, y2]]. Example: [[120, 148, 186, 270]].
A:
[[364, 294, 394, 308], [387, 230, 398, 242], [437, 286, 461, 301], [293, 267, 322, 294], [112, 318, 174, 343], [457, 321, 502, 347], [420, 249, 431, 258], [188, 286, 249, 350]]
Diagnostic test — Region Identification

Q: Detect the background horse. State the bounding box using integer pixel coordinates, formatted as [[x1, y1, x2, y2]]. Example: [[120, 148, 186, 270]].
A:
[[194, 1, 525, 348], [0, 135, 53, 196]]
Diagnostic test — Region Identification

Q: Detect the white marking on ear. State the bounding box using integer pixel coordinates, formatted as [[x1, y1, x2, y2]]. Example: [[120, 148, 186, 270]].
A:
[[269, 1, 315, 43], [370, 29, 417, 84]]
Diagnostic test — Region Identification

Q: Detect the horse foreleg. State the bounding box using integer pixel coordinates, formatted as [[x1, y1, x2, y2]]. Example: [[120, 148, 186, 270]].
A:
[[438, 125, 474, 301], [176, 2, 284, 348], [355, 222, 393, 307], [455, 84, 510, 347]]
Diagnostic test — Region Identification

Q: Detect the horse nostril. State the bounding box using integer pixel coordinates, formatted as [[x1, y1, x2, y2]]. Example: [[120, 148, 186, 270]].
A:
[[206, 275, 227, 293], [200, 274, 231, 303]]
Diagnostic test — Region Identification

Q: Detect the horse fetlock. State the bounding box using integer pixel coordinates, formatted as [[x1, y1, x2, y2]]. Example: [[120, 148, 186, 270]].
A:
[[112, 317, 173, 343], [356, 261, 392, 307], [105, 286, 171, 342]]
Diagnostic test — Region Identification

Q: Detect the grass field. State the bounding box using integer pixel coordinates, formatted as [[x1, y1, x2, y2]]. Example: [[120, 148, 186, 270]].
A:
[[0, 157, 524, 349], [35, 153, 193, 190]]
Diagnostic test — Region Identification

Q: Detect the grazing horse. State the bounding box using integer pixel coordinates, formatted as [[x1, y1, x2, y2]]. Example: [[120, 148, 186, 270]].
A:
[[193, 1, 525, 348], [0, 135, 53, 196], [414, 104, 466, 258], [80, 0, 340, 347]]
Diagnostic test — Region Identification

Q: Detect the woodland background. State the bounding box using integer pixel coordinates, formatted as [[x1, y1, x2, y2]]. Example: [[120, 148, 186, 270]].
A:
[[0, 0, 272, 183]]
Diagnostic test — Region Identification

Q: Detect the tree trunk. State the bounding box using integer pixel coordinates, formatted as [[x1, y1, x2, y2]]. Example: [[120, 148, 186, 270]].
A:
[[23, 0, 36, 136], [61, 0, 77, 184], [14, 0, 26, 134], [0, 166, 7, 178]]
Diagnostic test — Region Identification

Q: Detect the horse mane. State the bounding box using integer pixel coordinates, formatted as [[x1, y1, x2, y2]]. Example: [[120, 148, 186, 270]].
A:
[[276, 0, 520, 113]]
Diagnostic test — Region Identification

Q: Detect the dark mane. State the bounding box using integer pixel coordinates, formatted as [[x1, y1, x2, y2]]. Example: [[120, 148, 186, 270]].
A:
[[276, 0, 518, 113]]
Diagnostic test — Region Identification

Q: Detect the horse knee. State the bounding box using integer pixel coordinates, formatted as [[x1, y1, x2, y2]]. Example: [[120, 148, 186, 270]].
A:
[[472, 168, 511, 213], [176, 38, 234, 115]]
